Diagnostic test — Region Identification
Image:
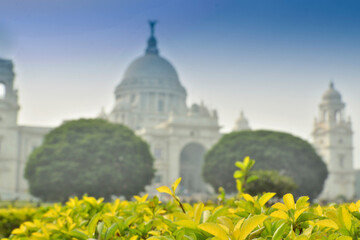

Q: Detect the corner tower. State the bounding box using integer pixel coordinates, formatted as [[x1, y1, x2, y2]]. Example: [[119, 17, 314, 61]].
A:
[[312, 83, 355, 200], [0, 58, 19, 126]]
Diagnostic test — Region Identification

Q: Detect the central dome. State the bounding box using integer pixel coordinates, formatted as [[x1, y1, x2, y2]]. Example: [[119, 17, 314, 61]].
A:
[[123, 54, 180, 85], [115, 22, 186, 97]]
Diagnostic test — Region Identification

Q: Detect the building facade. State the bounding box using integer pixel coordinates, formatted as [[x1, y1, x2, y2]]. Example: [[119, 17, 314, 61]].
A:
[[312, 83, 355, 200]]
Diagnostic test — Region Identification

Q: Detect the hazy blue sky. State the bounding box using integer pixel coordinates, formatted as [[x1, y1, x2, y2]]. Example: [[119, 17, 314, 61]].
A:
[[1, 0, 360, 166]]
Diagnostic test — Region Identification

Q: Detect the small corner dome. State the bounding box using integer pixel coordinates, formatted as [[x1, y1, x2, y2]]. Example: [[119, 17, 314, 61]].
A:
[[322, 82, 341, 102]]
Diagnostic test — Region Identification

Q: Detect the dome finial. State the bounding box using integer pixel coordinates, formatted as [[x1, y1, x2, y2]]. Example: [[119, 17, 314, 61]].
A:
[[146, 20, 159, 55], [149, 20, 156, 37], [329, 78, 334, 89]]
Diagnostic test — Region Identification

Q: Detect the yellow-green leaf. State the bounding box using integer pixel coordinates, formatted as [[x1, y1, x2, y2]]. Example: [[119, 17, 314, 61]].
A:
[[237, 215, 267, 240], [340, 207, 352, 231], [234, 218, 245, 232], [194, 203, 204, 224], [316, 219, 339, 229], [295, 236, 308, 240], [243, 156, 250, 167], [198, 222, 229, 240], [87, 213, 102, 237], [171, 178, 182, 193], [217, 216, 234, 233], [295, 196, 310, 209], [233, 170, 243, 179], [259, 192, 276, 207], [283, 193, 295, 210], [156, 186, 173, 196], [174, 220, 198, 229], [271, 202, 287, 211], [235, 161, 245, 170], [270, 210, 288, 220], [242, 194, 254, 203], [314, 205, 323, 216], [294, 208, 306, 221], [337, 236, 352, 240], [134, 194, 148, 202]]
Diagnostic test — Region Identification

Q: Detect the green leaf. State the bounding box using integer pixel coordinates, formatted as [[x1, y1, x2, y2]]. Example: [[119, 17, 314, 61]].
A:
[[248, 159, 255, 170], [87, 213, 102, 237], [104, 223, 120, 240], [68, 229, 88, 240], [97, 221, 105, 239], [272, 222, 287, 240], [246, 175, 258, 183], [352, 211, 360, 221], [296, 212, 318, 223]]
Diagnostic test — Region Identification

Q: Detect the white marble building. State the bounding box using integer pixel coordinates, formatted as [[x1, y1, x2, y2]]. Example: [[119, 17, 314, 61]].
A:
[[0, 59, 51, 200], [312, 83, 355, 200]]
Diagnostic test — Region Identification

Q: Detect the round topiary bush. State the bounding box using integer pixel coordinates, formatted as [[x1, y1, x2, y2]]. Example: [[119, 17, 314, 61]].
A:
[[203, 130, 328, 199], [25, 119, 154, 202]]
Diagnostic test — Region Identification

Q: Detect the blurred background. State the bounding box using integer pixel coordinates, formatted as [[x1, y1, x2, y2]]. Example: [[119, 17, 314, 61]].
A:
[[0, 0, 359, 167]]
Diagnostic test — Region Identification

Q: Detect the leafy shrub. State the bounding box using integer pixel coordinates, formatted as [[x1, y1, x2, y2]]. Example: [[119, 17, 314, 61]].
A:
[[203, 130, 328, 199], [25, 119, 155, 202], [3, 186, 360, 239]]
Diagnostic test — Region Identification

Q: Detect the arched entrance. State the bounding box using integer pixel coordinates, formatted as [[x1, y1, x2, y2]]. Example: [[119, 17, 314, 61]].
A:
[[179, 142, 206, 194]]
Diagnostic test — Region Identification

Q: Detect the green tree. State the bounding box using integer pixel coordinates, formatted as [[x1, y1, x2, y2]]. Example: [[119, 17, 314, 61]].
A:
[[25, 119, 154, 202], [203, 130, 327, 199], [247, 170, 297, 197]]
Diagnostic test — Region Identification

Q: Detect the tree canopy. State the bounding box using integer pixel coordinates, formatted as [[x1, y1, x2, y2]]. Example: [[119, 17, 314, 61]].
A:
[[25, 119, 154, 201], [203, 130, 328, 199]]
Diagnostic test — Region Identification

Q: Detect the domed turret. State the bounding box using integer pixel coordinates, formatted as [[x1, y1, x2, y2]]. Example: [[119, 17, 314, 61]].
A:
[[233, 111, 251, 131], [110, 21, 188, 130], [322, 82, 341, 103], [317, 82, 346, 124]]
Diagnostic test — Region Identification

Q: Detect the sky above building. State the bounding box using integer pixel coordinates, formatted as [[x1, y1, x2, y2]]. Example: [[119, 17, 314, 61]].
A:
[[1, 0, 360, 166]]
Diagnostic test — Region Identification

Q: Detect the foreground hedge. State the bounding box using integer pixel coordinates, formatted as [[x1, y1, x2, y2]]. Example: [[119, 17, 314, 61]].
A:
[[1, 191, 360, 240], [0, 207, 37, 238]]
